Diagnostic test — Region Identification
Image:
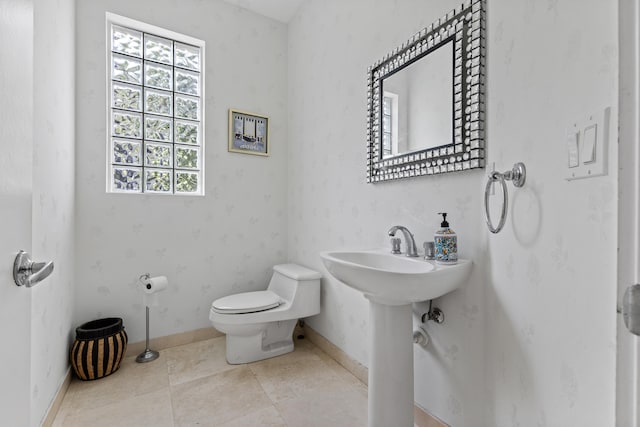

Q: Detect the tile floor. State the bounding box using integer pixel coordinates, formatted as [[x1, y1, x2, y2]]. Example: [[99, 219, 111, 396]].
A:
[[53, 336, 369, 427]]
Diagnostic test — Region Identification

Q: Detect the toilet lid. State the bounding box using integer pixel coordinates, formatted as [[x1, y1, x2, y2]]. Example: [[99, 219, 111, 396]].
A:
[[212, 290, 282, 314]]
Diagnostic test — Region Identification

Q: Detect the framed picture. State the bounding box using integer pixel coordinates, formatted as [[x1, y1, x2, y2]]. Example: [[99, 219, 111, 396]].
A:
[[228, 109, 269, 156]]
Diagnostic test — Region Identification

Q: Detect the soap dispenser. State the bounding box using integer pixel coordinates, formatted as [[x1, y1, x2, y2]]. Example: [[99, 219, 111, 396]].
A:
[[434, 213, 458, 265]]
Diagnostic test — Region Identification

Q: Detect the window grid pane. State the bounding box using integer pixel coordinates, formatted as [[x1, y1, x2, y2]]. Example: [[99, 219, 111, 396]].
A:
[[109, 22, 202, 195], [382, 96, 392, 157]]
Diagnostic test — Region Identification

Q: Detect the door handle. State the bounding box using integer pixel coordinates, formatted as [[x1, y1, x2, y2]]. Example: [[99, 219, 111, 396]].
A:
[[621, 284, 640, 336], [13, 250, 54, 288]]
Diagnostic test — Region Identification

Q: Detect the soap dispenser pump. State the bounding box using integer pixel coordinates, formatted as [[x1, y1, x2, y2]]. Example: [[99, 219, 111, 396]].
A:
[[434, 213, 458, 265]]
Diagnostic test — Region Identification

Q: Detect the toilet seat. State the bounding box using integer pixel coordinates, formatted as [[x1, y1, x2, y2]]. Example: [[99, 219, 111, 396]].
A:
[[212, 290, 282, 314]]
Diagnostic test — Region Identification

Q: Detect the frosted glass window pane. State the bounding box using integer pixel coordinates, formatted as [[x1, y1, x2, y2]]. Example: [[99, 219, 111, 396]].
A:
[[112, 166, 142, 192], [112, 83, 142, 111], [145, 168, 173, 193], [108, 21, 203, 195], [112, 54, 142, 84], [112, 111, 142, 138], [383, 97, 391, 115], [145, 116, 172, 142], [175, 145, 199, 169], [175, 69, 199, 96], [145, 63, 172, 90], [145, 142, 173, 167], [382, 132, 390, 148], [174, 120, 199, 145], [382, 115, 391, 130], [144, 88, 172, 116], [112, 139, 142, 165], [144, 34, 173, 65], [175, 95, 199, 120], [175, 43, 200, 71], [112, 25, 142, 57], [175, 171, 199, 193]]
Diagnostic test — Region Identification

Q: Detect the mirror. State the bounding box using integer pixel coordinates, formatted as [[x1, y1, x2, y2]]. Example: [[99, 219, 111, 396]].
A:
[[366, 0, 486, 182], [381, 40, 453, 158]]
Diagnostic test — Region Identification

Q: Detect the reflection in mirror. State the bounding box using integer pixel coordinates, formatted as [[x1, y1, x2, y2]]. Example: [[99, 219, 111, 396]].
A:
[[366, 0, 486, 182], [381, 40, 453, 159]]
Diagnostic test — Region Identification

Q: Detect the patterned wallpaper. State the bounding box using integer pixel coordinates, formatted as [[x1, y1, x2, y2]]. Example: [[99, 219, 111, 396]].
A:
[[288, 0, 617, 425], [484, 0, 617, 424], [75, 0, 289, 342], [31, 0, 76, 424]]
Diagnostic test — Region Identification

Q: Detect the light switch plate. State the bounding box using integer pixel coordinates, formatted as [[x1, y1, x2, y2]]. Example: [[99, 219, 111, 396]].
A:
[[565, 107, 610, 181]]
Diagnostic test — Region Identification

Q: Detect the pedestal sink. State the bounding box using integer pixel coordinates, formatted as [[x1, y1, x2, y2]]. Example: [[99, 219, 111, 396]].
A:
[[320, 250, 472, 427]]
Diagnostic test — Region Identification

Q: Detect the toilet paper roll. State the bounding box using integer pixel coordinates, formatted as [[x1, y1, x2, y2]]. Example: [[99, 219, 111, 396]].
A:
[[141, 276, 168, 294]]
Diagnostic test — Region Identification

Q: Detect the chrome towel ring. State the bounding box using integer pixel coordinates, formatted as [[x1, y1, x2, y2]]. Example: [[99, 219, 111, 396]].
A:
[[484, 162, 526, 234]]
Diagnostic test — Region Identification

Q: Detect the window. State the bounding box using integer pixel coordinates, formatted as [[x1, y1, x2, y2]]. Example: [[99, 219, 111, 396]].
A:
[[382, 92, 398, 159], [382, 96, 393, 157], [107, 15, 205, 195]]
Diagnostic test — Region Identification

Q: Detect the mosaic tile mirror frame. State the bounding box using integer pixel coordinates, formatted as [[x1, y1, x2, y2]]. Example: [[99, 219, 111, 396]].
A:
[[366, 0, 486, 182]]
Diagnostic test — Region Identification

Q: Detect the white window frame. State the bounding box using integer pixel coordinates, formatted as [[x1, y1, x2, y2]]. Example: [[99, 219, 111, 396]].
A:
[[382, 91, 399, 158], [106, 13, 206, 196]]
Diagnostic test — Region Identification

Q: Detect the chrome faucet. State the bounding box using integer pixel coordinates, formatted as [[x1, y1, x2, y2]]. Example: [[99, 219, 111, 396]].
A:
[[388, 225, 419, 257]]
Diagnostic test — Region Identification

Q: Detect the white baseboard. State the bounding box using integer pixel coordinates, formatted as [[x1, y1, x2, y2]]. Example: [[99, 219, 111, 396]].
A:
[[126, 327, 223, 357]]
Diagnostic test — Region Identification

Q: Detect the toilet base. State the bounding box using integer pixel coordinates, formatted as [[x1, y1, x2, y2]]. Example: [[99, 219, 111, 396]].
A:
[[224, 319, 298, 364]]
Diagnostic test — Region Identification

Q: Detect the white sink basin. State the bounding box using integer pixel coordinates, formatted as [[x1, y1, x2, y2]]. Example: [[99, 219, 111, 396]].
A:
[[320, 250, 472, 305], [319, 249, 473, 427]]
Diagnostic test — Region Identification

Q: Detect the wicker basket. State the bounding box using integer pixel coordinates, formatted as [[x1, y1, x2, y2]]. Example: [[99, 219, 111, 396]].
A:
[[70, 318, 128, 381]]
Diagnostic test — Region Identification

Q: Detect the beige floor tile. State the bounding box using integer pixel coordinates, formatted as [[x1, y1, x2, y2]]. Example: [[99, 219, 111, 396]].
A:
[[58, 388, 174, 427], [54, 336, 375, 427], [51, 400, 73, 427], [171, 365, 273, 426], [249, 344, 360, 404], [276, 386, 368, 427], [61, 352, 169, 414], [164, 336, 236, 386], [309, 344, 367, 389], [218, 405, 286, 427]]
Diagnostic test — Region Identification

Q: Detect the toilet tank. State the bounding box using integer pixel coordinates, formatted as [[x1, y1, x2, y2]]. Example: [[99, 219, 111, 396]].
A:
[[268, 264, 321, 316]]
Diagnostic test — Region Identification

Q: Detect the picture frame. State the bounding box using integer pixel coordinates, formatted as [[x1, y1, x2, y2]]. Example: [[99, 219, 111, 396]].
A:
[[228, 109, 269, 156]]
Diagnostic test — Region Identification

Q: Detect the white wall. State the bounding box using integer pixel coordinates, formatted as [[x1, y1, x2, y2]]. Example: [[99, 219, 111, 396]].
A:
[[31, 0, 76, 418], [484, 0, 617, 424], [75, 0, 289, 343], [31, 0, 76, 420], [288, 0, 618, 425]]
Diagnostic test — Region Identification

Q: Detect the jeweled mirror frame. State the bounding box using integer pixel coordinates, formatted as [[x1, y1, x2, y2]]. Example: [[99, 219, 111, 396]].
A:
[[366, 0, 486, 183]]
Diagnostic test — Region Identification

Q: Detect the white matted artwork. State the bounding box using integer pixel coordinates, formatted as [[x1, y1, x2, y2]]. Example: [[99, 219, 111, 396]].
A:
[[228, 109, 269, 156]]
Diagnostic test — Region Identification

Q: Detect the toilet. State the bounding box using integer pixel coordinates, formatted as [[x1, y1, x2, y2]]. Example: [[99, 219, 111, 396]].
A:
[[209, 263, 321, 364]]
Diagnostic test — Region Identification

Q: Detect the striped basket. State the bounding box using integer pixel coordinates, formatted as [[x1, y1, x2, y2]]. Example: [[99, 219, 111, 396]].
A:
[[70, 318, 128, 381]]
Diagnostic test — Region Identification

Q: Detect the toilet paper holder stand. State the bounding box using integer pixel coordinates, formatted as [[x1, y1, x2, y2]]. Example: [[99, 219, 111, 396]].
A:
[[137, 273, 160, 363]]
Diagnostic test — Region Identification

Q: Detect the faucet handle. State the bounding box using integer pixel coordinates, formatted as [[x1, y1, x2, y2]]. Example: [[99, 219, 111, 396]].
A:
[[390, 237, 402, 254], [423, 241, 435, 260]]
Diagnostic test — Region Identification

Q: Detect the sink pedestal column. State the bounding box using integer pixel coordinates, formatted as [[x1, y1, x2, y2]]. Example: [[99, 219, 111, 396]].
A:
[[367, 299, 414, 427]]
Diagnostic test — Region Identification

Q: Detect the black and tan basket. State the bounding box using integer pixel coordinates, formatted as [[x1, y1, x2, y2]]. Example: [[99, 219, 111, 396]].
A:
[[70, 317, 128, 381]]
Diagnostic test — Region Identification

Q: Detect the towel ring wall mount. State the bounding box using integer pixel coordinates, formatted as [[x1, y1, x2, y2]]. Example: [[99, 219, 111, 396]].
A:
[[484, 162, 527, 234]]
